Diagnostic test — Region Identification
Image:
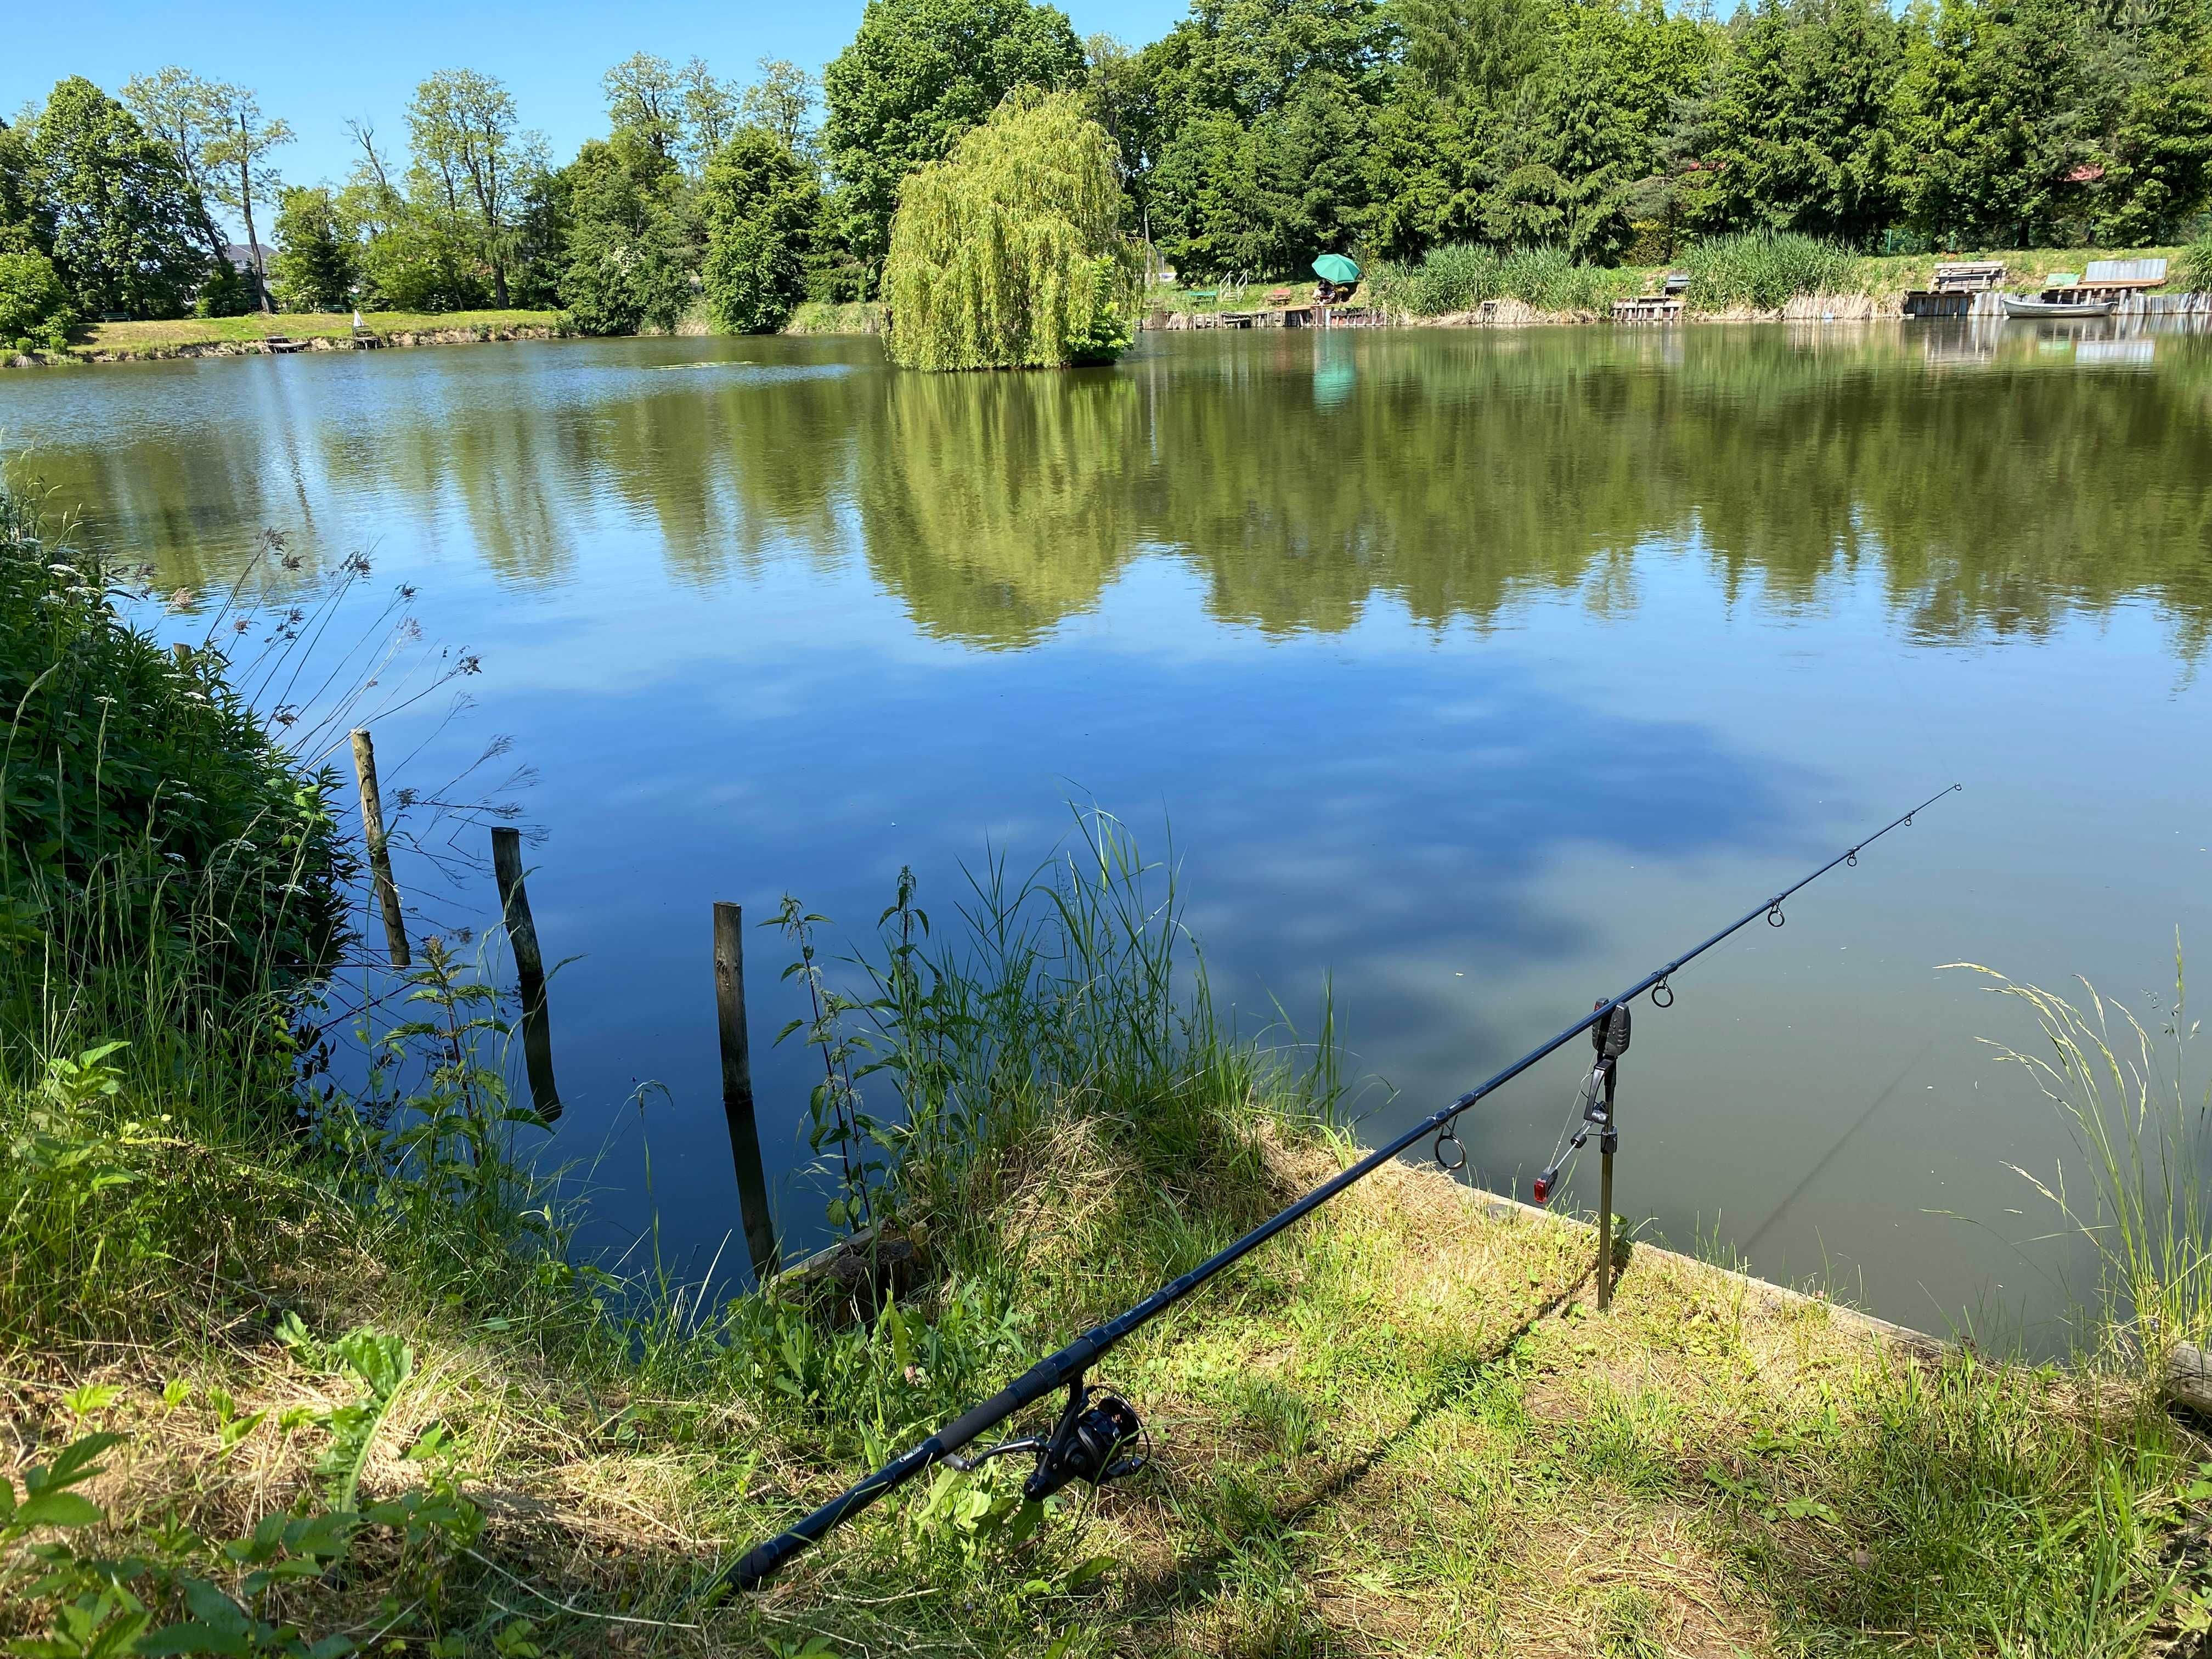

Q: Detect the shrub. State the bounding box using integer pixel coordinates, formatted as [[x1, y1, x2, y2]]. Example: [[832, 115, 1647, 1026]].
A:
[[881, 91, 1137, 371], [0, 479, 349, 1040], [0, 251, 73, 352], [1683, 231, 1854, 312], [358, 219, 490, 314]]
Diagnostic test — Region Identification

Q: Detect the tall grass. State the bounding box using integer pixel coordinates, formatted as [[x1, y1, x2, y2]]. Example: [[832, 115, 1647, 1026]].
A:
[[2180, 235, 2212, 294], [1954, 944, 2211, 1363], [1371, 242, 1635, 316], [1682, 230, 1855, 311], [774, 806, 1342, 1245]]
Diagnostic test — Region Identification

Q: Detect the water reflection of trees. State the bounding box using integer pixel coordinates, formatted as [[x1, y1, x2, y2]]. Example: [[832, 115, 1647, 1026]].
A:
[[855, 327, 2212, 656], [12, 329, 2211, 655]]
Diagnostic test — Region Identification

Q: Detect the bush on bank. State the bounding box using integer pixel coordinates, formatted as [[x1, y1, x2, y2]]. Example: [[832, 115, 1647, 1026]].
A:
[[0, 482, 347, 1037]]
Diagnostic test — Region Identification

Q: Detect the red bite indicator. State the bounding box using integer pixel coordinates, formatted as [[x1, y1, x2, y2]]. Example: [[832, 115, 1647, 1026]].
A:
[[1531, 1170, 1554, 1204]]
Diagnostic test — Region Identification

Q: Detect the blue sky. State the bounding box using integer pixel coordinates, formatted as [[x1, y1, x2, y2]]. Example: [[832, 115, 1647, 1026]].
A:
[[7, 0, 1188, 234]]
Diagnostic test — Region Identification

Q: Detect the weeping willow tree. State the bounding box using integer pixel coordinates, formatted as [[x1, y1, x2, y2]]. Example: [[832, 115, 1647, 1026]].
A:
[[882, 92, 1139, 372]]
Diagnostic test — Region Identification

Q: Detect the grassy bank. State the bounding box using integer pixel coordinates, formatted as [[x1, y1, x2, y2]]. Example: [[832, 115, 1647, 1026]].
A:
[[783, 300, 886, 336], [2, 472, 2207, 1656], [7, 310, 576, 366], [1196, 241, 2196, 324]]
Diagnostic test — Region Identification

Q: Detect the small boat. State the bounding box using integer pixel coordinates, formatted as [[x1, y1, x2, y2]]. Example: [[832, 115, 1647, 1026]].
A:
[[2001, 295, 2115, 319]]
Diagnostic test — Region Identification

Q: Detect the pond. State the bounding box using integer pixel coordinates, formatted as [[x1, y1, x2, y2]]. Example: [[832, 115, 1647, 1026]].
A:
[[4, 320, 2210, 1345]]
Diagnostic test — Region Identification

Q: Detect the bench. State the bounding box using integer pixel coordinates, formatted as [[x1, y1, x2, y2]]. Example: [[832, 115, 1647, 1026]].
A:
[[1932, 261, 2006, 293]]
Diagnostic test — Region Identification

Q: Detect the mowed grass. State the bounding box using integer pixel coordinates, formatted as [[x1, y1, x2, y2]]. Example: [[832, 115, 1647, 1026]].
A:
[[7, 1119, 2193, 1657], [69, 309, 571, 358]]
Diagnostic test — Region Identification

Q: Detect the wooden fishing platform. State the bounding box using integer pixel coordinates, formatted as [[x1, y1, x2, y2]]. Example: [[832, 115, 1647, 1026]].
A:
[[2046, 257, 2170, 304], [1612, 295, 1683, 323], [1159, 303, 1377, 330], [1932, 261, 2007, 293]]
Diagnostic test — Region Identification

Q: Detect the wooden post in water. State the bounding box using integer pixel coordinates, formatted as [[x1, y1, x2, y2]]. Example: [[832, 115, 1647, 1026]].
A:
[[490, 827, 562, 1122], [349, 728, 410, 968], [714, 901, 779, 1279]]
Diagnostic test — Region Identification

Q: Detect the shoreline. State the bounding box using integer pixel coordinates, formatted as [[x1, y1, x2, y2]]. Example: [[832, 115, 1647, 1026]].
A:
[[12, 290, 2207, 372], [4, 309, 575, 369]]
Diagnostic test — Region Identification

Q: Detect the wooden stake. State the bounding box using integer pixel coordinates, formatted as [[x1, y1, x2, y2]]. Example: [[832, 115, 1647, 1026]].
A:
[[491, 827, 561, 1122], [714, 901, 779, 1279], [349, 728, 409, 968]]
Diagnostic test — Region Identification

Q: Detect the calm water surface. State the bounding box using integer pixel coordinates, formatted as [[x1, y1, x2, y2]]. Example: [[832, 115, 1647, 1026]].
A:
[[5, 322, 2210, 1344]]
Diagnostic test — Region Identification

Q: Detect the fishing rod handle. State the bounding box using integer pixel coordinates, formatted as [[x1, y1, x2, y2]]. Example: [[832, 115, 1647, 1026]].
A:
[[725, 1332, 1106, 1592]]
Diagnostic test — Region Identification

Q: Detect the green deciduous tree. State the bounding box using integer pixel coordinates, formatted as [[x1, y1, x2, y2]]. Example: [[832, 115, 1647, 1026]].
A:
[[407, 68, 538, 307], [1392, 0, 1554, 108], [741, 58, 823, 156], [825, 0, 1088, 286], [702, 127, 823, 331], [119, 67, 233, 266], [1125, 0, 1396, 279], [558, 139, 693, 334], [269, 185, 358, 312], [881, 89, 1137, 369], [2095, 10, 2212, 242], [603, 52, 687, 166], [0, 122, 49, 258], [29, 77, 215, 320], [202, 86, 292, 311], [683, 58, 744, 170]]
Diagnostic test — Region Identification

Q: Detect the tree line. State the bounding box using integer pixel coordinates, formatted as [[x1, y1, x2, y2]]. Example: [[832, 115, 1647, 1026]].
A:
[[4, 0, 2209, 352]]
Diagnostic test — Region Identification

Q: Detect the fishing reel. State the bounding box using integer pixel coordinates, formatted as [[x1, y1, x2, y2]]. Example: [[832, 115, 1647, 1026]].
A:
[[945, 1376, 1145, 1503], [1532, 1001, 1629, 1205]]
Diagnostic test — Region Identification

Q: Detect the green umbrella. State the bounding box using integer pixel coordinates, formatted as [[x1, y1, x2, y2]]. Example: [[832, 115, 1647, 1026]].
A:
[[1311, 253, 1362, 284]]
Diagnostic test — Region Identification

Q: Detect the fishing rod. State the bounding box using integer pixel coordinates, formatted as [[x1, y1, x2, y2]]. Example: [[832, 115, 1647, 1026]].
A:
[[720, 782, 1961, 1593]]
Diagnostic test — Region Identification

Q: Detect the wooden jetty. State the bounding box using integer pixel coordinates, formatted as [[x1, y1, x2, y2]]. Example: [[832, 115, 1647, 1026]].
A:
[[1612, 294, 1683, 323], [2045, 257, 2169, 305]]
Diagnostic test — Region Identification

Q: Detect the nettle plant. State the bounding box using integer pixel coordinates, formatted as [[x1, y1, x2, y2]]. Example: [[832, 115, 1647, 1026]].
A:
[[771, 867, 982, 1237]]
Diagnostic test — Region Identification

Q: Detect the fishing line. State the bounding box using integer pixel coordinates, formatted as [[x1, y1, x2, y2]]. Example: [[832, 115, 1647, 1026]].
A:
[[716, 782, 1962, 1594]]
